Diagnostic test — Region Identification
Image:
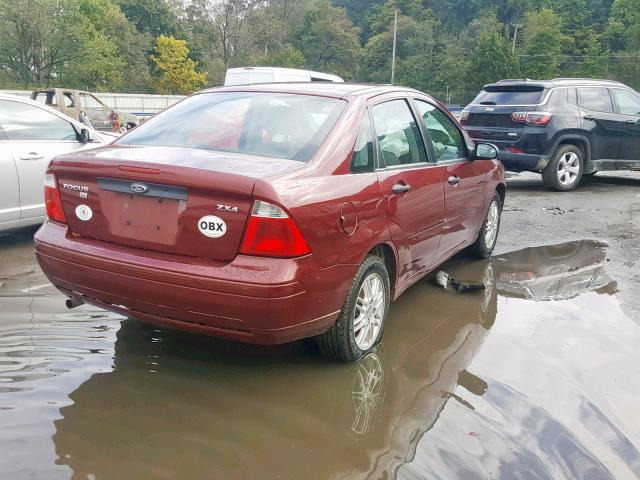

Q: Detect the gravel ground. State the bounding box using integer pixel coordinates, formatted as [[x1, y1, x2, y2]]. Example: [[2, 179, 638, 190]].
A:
[[497, 170, 640, 321]]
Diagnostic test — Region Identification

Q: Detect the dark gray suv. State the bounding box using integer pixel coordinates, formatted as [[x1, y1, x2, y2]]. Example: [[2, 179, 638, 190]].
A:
[[460, 78, 640, 191]]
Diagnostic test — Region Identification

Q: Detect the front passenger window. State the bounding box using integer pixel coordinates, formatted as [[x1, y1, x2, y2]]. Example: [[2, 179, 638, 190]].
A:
[[612, 89, 640, 116], [415, 100, 466, 162], [371, 99, 427, 167], [0, 100, 78, 141]]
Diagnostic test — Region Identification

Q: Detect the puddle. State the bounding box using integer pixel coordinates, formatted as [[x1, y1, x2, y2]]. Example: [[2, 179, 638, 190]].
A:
[[0, 237, 639, 479]]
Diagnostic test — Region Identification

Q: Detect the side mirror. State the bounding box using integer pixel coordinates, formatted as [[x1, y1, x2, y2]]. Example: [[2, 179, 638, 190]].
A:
[[80, 128, 95, 144], [474, 143, 498, 160]]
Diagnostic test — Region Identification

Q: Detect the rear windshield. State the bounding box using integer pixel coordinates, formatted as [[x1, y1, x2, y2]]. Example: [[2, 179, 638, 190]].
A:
[[118, 92, 346, 162], [473, 86, 547, 105]]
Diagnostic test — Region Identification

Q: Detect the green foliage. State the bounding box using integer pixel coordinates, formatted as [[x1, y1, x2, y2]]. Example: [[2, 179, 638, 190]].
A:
[[116, 0, 183, 38], [149, 35, 208, 94], [468, 15, 520, 86], [293, 2, 361, 79], [261, 45, 306, 69], [521, 9, 567, 79], [1, 0, 638, 98], [0, 0, 129, 90]]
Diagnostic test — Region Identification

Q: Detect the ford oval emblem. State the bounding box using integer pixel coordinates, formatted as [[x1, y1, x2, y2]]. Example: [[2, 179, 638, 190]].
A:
[[130, 183, 149, 194]]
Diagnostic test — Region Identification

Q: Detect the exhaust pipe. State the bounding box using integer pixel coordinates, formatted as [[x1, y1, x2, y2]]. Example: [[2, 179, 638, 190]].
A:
[[65, 295, 84, 309]]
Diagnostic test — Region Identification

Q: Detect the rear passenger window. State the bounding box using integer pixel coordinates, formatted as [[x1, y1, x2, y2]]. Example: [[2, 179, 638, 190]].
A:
[[415, 100, 466, 161], [371, 99, 427, 167], [579, 88, 613, 113], [350, 111, 374, 173]]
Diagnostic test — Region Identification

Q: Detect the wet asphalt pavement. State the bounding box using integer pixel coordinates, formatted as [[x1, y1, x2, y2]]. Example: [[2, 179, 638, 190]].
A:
[[1, 171, 639, 480]]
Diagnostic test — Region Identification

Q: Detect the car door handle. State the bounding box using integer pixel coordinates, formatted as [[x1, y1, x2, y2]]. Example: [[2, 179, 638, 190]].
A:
[[448, 175, 461, 186], [625, 119, 639, 125], [583, 114, 596, 121], [20, 152, 45, 161], [391, 183, 411, 194]]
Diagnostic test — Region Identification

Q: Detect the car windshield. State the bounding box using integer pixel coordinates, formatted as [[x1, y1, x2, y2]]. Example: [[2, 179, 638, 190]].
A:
[[118, 92, 346, 162], [473, 86, 547, 105]]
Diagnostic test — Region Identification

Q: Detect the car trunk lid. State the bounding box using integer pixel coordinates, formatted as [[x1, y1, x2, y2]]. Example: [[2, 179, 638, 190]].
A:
[[52, 146, 301, 261]]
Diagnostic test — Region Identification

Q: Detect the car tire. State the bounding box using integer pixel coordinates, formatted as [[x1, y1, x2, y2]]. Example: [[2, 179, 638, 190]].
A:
[[542, 144, 584, 191], [317, 255, 390, 362], [468, 192, 502, 259]]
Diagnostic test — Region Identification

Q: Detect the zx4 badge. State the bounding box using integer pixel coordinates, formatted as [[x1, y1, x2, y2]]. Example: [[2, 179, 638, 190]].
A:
[[217, 204, 239, 212], [198, 215, 227, 238]]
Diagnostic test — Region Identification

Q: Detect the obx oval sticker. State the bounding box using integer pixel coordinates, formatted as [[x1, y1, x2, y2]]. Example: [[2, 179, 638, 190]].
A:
[[198, 215, 227, 238]]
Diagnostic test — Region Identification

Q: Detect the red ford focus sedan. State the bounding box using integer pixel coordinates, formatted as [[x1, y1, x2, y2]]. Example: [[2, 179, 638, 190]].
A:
[[35, 84, 506, 362]]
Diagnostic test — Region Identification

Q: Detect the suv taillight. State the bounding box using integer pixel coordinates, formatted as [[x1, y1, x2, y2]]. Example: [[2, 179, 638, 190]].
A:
[[44, 172, 67, 224], [240, 200, 310, 258], [512, 111, 552, 126]]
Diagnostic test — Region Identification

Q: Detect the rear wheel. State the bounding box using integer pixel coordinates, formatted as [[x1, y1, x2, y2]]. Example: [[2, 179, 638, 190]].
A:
[[468, 192, 502, 259], [317, 255, 390, 362], [542, 144, 584, 191]]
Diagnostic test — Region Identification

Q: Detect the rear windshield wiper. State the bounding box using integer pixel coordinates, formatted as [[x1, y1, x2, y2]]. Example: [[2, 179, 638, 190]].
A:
[[479, 101, 497, 105]]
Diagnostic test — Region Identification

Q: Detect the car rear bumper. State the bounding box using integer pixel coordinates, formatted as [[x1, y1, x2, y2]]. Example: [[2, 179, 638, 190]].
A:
[[497, 151, 549, 172], [35, 221, 355, 345]]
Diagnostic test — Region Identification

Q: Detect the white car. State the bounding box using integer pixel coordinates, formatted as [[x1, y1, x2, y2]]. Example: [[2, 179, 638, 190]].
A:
[[224, 67, 344, 86], [0, 94, 115, 232]]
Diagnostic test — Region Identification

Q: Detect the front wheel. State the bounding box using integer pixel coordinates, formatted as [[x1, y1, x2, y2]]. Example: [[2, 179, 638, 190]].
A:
[[468, 192, 502, 259], [542, 144, 584, 191], [317, 255, 390, 362]]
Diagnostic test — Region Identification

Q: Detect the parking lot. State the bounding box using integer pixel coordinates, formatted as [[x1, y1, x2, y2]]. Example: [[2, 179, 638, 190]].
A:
[[0, 171, 638, 479]]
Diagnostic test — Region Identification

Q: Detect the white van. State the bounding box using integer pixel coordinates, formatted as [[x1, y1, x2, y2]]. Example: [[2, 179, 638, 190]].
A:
[[224, 67, 344, 86]]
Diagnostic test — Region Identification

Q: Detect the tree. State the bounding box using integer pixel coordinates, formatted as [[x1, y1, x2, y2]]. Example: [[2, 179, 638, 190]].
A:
[[361, 9, 439, 89], [0, 0, 125, 89], [79, 0, 151, 91], [149, 35, 208, 94], [520, 9, 567, 79], [577, 35, 609, 78], [468, 15, 520, 87], [293, 2, 362, 79], [116, 0, 184, 38]]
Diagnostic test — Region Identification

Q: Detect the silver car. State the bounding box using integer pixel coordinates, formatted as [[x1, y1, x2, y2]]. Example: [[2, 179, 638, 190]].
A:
[[0, 94, 115, 232]]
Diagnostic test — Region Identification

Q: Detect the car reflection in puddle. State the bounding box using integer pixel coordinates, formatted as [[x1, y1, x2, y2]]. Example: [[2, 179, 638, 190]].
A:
[[2, 240, 640, 480]]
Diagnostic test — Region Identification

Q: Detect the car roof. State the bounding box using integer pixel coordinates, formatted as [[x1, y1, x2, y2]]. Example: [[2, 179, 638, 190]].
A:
[[200, 82, 426, 100], [485, 78, 626, 89]]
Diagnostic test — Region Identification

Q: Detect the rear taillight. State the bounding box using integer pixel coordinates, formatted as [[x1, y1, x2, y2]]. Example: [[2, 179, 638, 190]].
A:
[[44, 172, 67, 224], [511, 111, 552, 126], [240, 200, 310, 258]]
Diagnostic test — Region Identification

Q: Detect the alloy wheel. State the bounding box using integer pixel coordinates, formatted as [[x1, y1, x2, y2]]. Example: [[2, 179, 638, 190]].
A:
[[484, 200, 500, 248], [556, 152, 580, 186], [353, 273, 385, 351]]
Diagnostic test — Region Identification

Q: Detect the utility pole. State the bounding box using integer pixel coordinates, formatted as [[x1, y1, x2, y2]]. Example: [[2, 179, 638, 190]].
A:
[[391, 9, 398, 85], [512, 24, 522, 55]]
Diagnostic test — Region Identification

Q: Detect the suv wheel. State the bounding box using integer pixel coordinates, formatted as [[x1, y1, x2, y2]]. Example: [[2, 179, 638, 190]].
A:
[[317, 255, 390, 362], [542, 144, 584, 191]]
